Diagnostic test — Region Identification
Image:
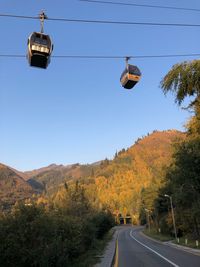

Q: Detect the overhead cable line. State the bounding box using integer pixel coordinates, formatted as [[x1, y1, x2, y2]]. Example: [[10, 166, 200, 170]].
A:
[[1, 53, 200, 59], [53, 54, 200, 59], [0, 14, 38, 20], [1, 13, 200, 27], [0, 54, 25, 58], [79, 0, 200, 13]]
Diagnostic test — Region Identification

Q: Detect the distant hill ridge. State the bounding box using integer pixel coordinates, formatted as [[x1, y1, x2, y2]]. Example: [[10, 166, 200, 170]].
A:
[[24, 163, 66, 180], [23, 129, 185, 196], [0, 163, 34, 210]]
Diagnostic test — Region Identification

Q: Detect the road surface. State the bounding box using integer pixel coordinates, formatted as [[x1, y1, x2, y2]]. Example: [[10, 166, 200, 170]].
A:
[[117, 226, 200, 267]]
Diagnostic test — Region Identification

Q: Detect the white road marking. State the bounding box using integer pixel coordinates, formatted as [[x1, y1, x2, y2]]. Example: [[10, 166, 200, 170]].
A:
[[130, 230, 180, 267]]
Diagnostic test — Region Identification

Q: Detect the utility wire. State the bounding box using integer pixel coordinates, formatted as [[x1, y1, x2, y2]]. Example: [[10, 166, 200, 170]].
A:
[[53, 54, 200, 59], [0, 14, 38, 20], [79, 0, 200, 13], [1, 13, 200, 27], [0, 53, 200, 59], [0, 54, 25, 58]]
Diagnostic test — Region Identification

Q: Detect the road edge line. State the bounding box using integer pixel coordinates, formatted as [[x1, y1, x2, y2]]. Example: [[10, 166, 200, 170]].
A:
[[111, 231, 119, 267], [130, 229, 180, 267], [141, 230, 200, 257]]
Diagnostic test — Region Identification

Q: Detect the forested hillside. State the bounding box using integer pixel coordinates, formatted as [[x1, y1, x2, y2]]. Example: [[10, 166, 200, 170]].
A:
[[0, 163, 34, 210], [40, 130, 184, 224], [27, 163, 96, 194], [79, 130, 185, 223], [0, 130, 184, 217]]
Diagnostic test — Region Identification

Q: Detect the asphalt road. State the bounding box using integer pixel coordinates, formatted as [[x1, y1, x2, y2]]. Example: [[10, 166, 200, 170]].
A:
[[117, 226, 200, 267]]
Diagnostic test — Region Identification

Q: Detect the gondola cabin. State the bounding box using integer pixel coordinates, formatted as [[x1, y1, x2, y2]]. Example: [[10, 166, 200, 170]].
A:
[[27, 32, 53, 69], [120, 64, 141, 89]]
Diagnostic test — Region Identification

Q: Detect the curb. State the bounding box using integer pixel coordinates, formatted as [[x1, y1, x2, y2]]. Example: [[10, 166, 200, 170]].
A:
[[142, 231, 200, 257], [164, 241, 200, 257], [94, 227, 119, 267]]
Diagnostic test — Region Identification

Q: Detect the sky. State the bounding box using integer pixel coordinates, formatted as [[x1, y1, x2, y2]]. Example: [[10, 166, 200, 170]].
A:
[[0, 0, 199, 171]]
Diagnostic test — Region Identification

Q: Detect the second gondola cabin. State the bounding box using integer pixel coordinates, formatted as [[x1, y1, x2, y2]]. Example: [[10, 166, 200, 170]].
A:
[[120, 64, 141, 89], [27, 32, 53, 69]]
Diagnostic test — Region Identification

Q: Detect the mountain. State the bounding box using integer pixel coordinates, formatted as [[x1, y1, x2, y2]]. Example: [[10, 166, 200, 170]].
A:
[[0, 130, 185, 214], [0, 163, 34, 211], [24, 164, 66, 180], [76, 130, 185, 222], [27, 163, 96, 194]]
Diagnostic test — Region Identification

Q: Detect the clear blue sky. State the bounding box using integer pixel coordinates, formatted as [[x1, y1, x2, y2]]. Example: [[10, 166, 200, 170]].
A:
[[0, 0, 199, 171]]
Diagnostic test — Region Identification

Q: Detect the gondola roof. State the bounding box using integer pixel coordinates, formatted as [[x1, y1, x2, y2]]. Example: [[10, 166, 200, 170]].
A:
[[120, 64, 141, 80]]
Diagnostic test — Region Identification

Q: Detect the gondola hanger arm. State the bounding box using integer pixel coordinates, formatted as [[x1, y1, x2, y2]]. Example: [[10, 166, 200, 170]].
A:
[[39, 11, 47, 33], [125, 56, 131, 69]]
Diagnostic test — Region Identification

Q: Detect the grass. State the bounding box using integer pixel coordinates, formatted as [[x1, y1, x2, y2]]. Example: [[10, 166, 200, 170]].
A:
[[143, 227, 200, 250], [174, 237, 200, 250], [72, 228, 115, 267], [143, 227, 173, 242]]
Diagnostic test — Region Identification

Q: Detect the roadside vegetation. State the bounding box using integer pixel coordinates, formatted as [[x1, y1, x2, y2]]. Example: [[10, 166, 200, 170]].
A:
[[143, 227, 200, 250], [143, 227, 172, 242], [0, 182, 115, 267], [174, 237, 200, 250]]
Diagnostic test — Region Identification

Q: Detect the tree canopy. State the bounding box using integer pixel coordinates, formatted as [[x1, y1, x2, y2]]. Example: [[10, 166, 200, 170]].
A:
[[161, 60, 200, 106]]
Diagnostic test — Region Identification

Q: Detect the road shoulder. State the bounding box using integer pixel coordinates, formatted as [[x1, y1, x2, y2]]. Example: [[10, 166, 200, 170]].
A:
[[94, 226, 119, 267], [141, 230, 200, 257]]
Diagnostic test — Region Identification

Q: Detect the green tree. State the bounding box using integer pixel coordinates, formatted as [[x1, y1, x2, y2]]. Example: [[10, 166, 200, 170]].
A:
[[161, 60, 200, 134], [161, 60, 200, 107]]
